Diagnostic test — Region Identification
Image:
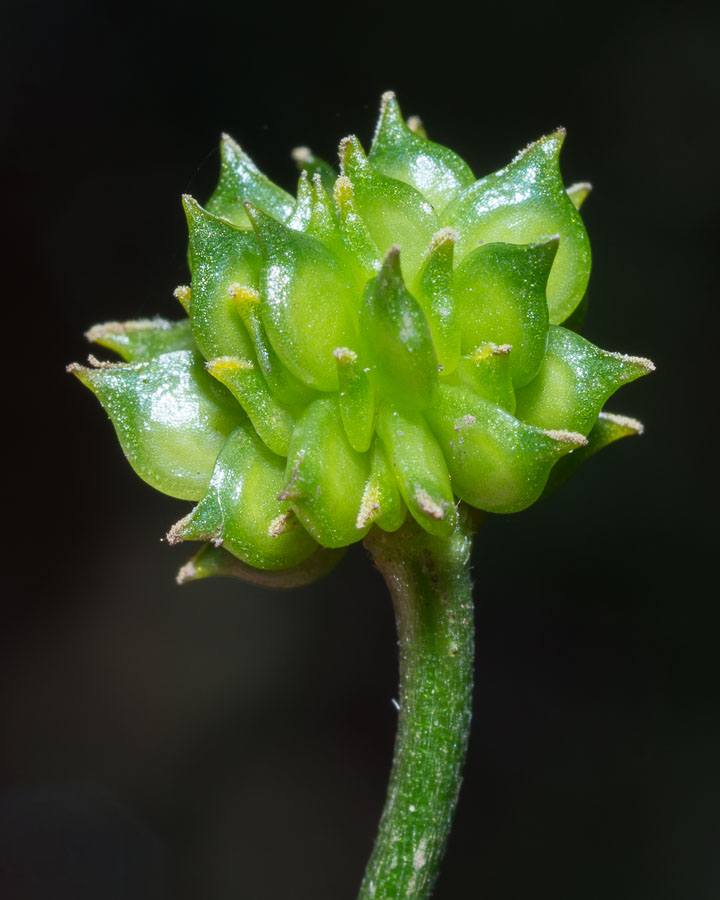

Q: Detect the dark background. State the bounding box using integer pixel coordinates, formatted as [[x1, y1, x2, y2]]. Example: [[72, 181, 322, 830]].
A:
[[1, 1, 717, 898]]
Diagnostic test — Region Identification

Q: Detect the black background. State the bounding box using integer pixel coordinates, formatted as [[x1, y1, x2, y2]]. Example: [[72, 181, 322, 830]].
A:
[[1, 1, 717, 898]]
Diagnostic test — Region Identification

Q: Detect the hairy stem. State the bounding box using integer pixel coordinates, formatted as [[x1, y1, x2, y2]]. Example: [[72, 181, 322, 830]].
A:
[[359, 509, 475, 900]]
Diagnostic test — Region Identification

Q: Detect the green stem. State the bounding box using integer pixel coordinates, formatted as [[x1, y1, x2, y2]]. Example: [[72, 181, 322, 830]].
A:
[[359, 509, 475, 900]]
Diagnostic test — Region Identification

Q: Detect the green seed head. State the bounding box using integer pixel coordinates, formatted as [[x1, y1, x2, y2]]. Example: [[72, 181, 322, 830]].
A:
[[69, 92, 654, 582]]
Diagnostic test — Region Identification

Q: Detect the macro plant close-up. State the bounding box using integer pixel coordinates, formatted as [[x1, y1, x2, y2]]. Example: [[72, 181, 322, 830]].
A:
[[66, 91, 654, 899], [5, 0, 719, 894]]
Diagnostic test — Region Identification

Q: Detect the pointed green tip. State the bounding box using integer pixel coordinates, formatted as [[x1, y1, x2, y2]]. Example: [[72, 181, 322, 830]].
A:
[[182, 193, 242, 231], [66, 361, 91, 387], [430, 227, 457, 248], [541, 409, 647, 500], [545, 129, 566, 156], [598, 411, 645, 436], [376, 89, 406, 132], [379, 244, 403, 283], [515, 129, 566, 164], [333, 346, 358, 364], [373, 90, 417, 144], [606, 351, 656, 376], [66, 359, 117, 387], [338, 134, 368, 175], [177, 542, 346, 588], [333, 174, 355, 206], [220, 132, 254, 167], [173, 285, 191, 313], [181, 193, 199, 215], [311, 170, 335, 209], [244, 200, 277, 236], [243, 199, 259, 221], [382, 243, 402, 264], [243, 200, 292, 252], [168, 506, 223, 547], [544, 428, 589, 449], [182, 193, 221, 229], [166, 512, 194, 546]]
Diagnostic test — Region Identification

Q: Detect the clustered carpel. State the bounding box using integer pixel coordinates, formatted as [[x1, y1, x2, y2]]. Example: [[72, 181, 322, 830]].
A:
[[69, 91, 654, 582]]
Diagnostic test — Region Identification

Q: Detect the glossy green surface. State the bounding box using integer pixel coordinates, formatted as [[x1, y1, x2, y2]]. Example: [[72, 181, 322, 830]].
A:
[[515, 326, 654, 433], [284, 397, 372, 547], [340, 135, 437, 281], [376, 405, 456, 538], [71, 92, 653, 577], [230, 284, 313, 408], [206, 133, 295, 227], [69, 350, 243, 500], [427, 385, 586, 514], [69, 97, 655, 900], [168, 423, 317, 570], [291, 146, 337, 195], [364, 439, 407, 532], [443, 132, 591, 324], [454, 239, 556, 387], [454, 343, 516, 414], [183, 196, 260, 361], [334, 347, 375, 453], [369, 91, 475, 214], [413, 228, 461, 374], [206, 356, 295, 457], [333, 175, 382, 283], [177, 541, 345, 588], [86, 317, 196, 362], [360, 248, 438, 410], [249, 203, 358, 391]]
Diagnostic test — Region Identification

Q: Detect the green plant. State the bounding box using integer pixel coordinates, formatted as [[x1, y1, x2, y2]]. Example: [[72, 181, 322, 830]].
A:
[[69, 92, 653, 899]]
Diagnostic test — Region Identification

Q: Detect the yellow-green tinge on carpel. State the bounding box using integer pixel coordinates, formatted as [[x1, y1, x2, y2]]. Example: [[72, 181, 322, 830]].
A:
[[69, 91, 654, 580]]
